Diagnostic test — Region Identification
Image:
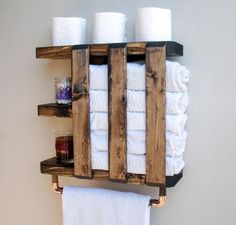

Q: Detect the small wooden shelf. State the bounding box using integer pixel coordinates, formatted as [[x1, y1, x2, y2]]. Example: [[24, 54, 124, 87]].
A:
[[38, 103, 71, 117], [36, 41, 183, 59], [41, 157, 183, 188]]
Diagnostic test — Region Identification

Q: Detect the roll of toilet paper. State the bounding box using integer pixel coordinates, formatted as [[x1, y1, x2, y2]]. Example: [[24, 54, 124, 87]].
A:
[[52, 17, 86, 46], [135, 7, 172, 42], [92, 12, 127, 44]]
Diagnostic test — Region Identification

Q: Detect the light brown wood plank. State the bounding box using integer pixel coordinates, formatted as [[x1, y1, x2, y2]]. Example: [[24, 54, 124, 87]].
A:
[[38, 103, 71, 117], [36, 46, 72, 59], [108, 44, 127, 181], [145, 45, 166, 185], [72, 47, 92, 178]]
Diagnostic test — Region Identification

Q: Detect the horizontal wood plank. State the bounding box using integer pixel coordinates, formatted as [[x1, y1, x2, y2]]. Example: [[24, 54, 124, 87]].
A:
[[36, 41, 183, 59], [40, 157, 182, 187], [38, 103, 71, 117]]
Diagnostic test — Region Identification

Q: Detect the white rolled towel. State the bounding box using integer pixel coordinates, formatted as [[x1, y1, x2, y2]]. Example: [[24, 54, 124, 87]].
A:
[[166, 114, 187, 135], [91, 130, 146, 155], [166, 155, 185, 176], [90, 112, 187, 135], [166, 61, 190, 92], [166, 92, 189, 114], [90, 90, 188, 114], [90, 112, 145, 131], [89, 61, 190, 92], [166, 131, 187, 157], [91, 151, 108, 170], [92, 12, 127, 44]]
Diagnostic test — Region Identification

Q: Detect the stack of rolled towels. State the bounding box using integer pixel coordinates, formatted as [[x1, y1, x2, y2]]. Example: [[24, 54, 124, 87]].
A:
[[90, 61, 189, 176]]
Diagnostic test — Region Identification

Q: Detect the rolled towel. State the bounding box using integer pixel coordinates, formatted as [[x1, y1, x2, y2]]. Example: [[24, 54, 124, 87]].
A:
[[90, 112, 145, 131], [89, 61, 189, 92], [90, 90, 187, 114], [91, 151, 108, 170], [166, 92, 189, 114], [127, 154, 146, 174], [166, 61, 190, 92], [166, 131, 187, 157], [166, 155, 185, 176], [89, 64, 108, 90], [166, 114, 187, 135], [91, 130, 146, 155]]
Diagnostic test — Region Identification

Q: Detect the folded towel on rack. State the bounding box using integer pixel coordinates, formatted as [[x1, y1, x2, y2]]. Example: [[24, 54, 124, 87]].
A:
[[166, 155, 185, 176], [91, 130, 146, 155], [166, 114, 187, 135], [166, 131, 187, 157], [91, 151, 184, 176], [166, 92, 189, 114], [90, 112, 145, 130], [89, 61, 189, 92], [62, 186, 151, 225], [90, 90, 146, 112], [166, 61, 190, 92], [90, 112, 187, 135], [90, 90, 188, 114]]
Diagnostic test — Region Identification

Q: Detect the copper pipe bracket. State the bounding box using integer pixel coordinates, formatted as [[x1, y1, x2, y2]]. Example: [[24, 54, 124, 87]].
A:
[[50, 175, 166, 207]]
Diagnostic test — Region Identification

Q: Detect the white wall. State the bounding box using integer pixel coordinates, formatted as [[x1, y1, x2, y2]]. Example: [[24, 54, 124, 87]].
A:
[[0, 0, 236, 225]]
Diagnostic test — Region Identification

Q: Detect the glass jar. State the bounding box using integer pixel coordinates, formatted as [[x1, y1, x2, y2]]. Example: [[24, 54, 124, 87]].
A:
[[55, 77, 72, 104], [55, 131, 74, 163]]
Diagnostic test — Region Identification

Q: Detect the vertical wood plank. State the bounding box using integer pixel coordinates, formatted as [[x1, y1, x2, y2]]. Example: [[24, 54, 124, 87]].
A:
[[108, 44, 127, 181], [146, 44, 166, 185], [72, 46, 92, 178]]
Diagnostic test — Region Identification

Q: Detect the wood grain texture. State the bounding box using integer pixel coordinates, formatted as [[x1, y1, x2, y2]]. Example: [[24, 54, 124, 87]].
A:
[[36, 46, 72, 59], [145, 45, 166, 186], [38, 103, 71, 117], [36, 42, 183, 59], [72, 47, 92, 178], [40, 158, 182, 187], [108, 44, 127, 181]]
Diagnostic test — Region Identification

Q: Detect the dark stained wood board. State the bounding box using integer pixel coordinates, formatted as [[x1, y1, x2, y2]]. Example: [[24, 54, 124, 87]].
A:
[[36, 41, 183, 59], [40, 157, 182, 187], [145, 44, 166, 186], [72, 46, 92, 178], [38, 103, 71, 117], [108, 44, 127, 181]]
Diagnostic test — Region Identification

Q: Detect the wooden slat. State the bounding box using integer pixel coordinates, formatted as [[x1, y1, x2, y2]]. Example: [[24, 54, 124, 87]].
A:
[[108, 44, 127, 181], [36, 46, 72, 59], [40, 157, 182, 187], [72, 46, 92, 178], [38, 103, 71, 117], [145, 44, 166, 185]]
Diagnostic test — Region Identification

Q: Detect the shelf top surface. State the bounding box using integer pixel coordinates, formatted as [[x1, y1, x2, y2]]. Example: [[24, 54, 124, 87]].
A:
[[36, 41, 183, 59]]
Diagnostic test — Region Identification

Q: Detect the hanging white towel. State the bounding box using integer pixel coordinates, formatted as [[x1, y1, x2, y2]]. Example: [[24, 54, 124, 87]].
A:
[[166, 92, 189, 114], [91, 130, 146, 155], [89, 61, 190, 92], [166, 114, 187, 135], [62, 186, 151, 225], [166, 131, 188, 157]]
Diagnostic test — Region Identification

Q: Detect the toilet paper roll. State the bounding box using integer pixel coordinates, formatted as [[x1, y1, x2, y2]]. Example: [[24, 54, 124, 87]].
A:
[[135, 7, 172, 42], [92, 12, 127, 44], [52, 17, 86, 46]]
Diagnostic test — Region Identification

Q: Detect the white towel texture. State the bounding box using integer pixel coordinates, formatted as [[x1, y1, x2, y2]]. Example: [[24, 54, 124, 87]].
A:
[[89, 62, 190, 92], [91, 151, 184, 176], [166, 114, 187, 135], [62, 186, 151, 225], [90, 90, 188, 114], [91, 130, 187, 157]]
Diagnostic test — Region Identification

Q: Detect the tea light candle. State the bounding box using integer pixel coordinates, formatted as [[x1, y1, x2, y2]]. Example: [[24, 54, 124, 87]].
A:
[[55, 77, 72, 104]]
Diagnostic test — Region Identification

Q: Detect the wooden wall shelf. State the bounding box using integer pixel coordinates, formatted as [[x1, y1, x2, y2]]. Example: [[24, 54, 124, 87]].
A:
[[36, 41, 183, 59], [41, 157, 182, 188]]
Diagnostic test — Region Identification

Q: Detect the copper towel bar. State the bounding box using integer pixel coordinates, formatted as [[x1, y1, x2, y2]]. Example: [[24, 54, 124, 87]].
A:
[[51, 175, 166, 208]]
